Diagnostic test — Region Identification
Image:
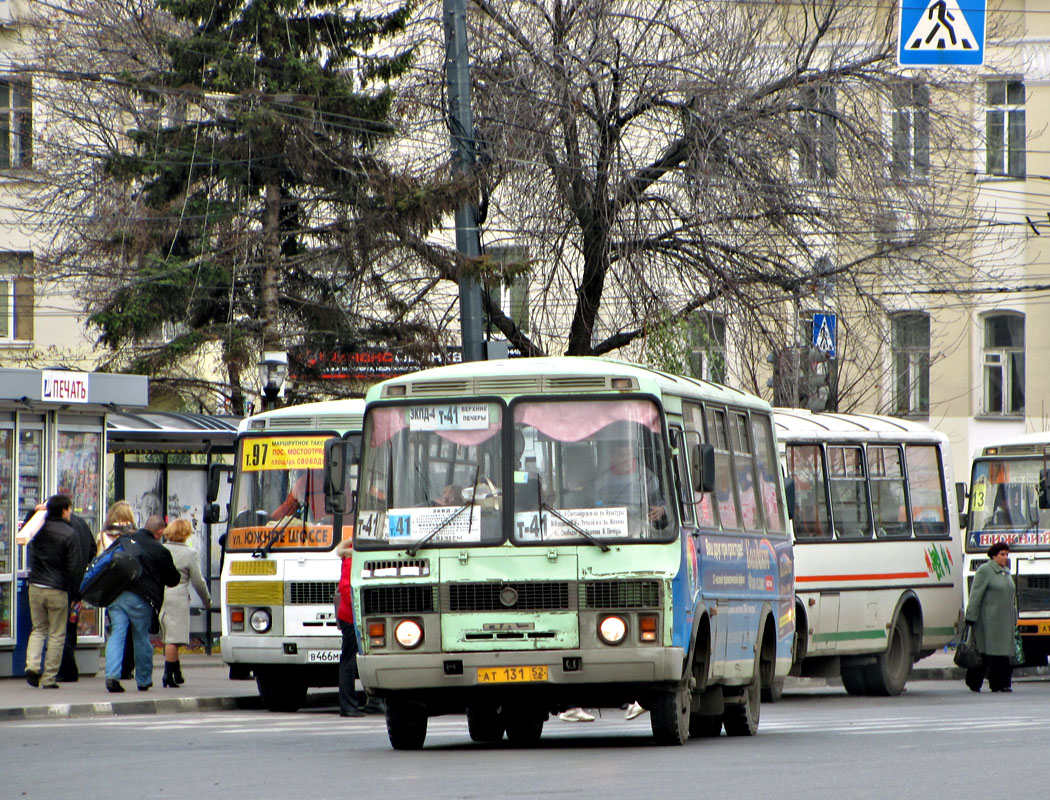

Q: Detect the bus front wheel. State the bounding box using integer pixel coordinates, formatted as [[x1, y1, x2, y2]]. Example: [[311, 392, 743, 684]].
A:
[[650, 683, 690, 745], [386, 698, 428, 750]]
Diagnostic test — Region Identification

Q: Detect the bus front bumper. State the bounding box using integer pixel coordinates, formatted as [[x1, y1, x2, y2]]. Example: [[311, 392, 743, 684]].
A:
[[358, 646, 686, 692], [220, 634, 343, 667]]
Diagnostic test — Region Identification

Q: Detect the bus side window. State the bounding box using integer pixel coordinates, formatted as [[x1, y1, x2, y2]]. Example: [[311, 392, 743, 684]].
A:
[[787, 444, 831, 539], [906, 445, 948, 537], [706, 407, 740, 530], [870, 445, 909, 538], [828, 445, 873, 539], [752, 414, 785, 533], [670, 426, 695, 527], [731, 411, 760, 531], [684, 403, 717, 528]]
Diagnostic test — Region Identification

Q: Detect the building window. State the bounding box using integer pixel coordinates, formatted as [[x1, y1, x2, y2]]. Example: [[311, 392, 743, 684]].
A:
[[891, 81, 929, 180], [0, 252, 34, 342], [688, 311, 726, 383], [892, 312, 930, 416], [486, 246, 529, 335], [985, 79, 1025, 178], [797, 85, 836, 182], [0, 78, 31, 169], [983, 313, 1024, 415]]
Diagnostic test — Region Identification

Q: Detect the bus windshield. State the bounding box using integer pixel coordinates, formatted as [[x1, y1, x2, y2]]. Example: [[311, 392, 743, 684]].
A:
[[228, 433, 350, 552], [356, 402, 504, 548], [510, 398, 674, 544], [968, 457, 1050, 551], [354, 397, 674, 549]]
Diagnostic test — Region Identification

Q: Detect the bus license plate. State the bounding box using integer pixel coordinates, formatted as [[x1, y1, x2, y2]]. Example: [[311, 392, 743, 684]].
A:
[[307, 650, 340, 664], [477, 665, 548, 683]]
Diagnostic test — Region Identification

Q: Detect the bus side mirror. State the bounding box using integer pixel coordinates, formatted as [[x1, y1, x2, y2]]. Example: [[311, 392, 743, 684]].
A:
[[956, 482, 969, 528], [204, 463, 229, 524], [690, 443, 716, 493], [785, 476, 796, 521], [325, 439, 353, 515], [1039, 470, 1050, 510], [206, 462, 224, 503]]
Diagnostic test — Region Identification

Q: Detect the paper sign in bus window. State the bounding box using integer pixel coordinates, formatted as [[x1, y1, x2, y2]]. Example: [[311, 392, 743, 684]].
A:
[[386, 506, 483, 543], [514, 507, 629, 541], [408, 404, 489, 431]]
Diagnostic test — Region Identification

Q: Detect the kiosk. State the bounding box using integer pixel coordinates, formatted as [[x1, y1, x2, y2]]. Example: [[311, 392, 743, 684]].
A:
[[0, 367, 148, 677]]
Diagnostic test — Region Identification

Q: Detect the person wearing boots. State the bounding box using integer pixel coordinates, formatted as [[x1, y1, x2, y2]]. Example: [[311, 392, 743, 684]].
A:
[[105, 515, 179, 693], [159, 518, 211, 688]]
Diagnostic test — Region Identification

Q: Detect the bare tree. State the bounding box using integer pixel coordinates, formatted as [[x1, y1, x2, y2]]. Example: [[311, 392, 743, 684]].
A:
[[394, 0, 1009, 406]]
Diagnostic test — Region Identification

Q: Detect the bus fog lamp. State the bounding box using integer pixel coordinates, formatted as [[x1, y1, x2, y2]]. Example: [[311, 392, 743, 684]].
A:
[[639, 614, 658, 642], [394, 619, 424, 649], [231, 608, 245, 632], [598, 615, 628, 645], [249, 608, 272, 633], [368, 620, 386, 647]]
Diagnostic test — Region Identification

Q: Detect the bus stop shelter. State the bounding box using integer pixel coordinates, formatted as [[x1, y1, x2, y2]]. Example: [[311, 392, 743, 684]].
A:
[[106, 411, 240, 651]]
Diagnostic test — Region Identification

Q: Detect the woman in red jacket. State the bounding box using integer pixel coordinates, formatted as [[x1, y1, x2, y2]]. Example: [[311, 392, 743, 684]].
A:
[[336, 537, 366, 717]]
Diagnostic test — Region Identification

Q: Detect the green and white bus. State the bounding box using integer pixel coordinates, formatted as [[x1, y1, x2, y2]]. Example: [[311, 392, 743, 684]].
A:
[[339, 357, 795, 748], [776, 410, 963, 695], [216, 399, 362, 711]]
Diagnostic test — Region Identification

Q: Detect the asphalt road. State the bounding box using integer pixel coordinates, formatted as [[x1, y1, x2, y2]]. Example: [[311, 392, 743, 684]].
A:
[[4, 678, 1050, 800]]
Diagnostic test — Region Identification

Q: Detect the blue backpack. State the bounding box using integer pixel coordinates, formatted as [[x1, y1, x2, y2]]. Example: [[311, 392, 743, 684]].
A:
[[79, 536, 143, 607]]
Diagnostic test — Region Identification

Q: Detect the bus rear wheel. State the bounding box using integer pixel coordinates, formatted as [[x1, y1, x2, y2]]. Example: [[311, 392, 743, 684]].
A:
[[865, 616, 912, 696], [386, 698, 428, 750], [503, 707, 545, 745], [650, 684, 690, 745], [255, 668, 308, 712], [723, 675, 760, 736], [466, 703, 505, 743]]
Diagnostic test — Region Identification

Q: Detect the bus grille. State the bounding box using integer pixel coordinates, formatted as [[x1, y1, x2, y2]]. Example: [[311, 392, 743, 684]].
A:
[[362, 585, 437, 615], [581, 580, 662, 609], [289, 581, 337, 605], [445, 582, 571, 611], [1018, 575, 1050, 613]]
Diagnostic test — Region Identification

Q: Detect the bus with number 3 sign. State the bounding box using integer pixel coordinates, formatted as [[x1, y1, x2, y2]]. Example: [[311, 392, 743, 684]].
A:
[[211, 399, 363, 711], [329, 357, 795, 749]]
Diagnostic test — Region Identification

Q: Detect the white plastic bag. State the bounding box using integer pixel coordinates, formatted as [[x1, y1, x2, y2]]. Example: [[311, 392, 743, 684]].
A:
[[15, 508, 46, 546]]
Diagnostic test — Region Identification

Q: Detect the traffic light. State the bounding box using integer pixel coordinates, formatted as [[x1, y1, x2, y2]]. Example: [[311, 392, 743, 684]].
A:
[[799, 346, 835, 412]]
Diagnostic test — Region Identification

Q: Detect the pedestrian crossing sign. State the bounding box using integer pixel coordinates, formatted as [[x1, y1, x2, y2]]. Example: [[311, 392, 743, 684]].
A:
[[812, 313, 836, 358], [898, 0, 986, 67]]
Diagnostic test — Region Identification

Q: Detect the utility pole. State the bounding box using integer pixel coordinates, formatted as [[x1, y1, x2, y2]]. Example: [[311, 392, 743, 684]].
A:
[[443, 0, 485, 363]]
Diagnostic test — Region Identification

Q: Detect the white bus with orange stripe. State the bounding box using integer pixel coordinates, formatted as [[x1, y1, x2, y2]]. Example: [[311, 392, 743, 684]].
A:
[[774, 410, 963, 696]]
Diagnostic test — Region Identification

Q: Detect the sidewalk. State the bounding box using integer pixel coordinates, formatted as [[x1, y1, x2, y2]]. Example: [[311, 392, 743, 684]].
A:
[[0, 651, 336, 721], [0, 648, 1043, 722]]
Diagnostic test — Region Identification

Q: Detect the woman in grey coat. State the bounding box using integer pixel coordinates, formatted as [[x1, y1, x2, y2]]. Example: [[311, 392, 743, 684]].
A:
[[159, 519, 211, 688], [964, 541, 1017, 692]]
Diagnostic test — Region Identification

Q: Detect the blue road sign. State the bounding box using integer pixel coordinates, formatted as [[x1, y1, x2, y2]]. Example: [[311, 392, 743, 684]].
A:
[[813, 313, 836, 358], [898, 0, 986, 67]]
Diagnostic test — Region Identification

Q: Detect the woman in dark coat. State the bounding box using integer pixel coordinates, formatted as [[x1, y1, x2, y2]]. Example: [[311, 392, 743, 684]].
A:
[[964, 541, 1017, 692]]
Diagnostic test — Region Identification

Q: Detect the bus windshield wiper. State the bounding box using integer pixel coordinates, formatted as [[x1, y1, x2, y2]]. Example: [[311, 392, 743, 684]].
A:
[[540, 502, 609, 552], [254, 501, 305, 558], [406, 503, 470, 557]]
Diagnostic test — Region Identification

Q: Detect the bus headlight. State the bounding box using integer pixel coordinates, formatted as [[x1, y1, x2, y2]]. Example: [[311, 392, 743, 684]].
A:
[[598, 615, 628, 645], [249, 608, 272, 633], [394, 619, 424, 649]]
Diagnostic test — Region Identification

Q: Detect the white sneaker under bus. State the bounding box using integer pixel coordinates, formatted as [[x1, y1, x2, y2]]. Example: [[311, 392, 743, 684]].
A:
[[624, 701, 646, 720], [558, 707, 596, 722]]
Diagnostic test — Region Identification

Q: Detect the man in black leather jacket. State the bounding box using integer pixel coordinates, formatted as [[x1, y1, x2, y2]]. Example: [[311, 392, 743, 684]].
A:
[[25, 495, 83, 689], [104, 515, 179, 693]]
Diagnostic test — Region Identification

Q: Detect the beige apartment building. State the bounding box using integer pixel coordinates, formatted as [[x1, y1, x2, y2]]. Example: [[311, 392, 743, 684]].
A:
[[1, 0, 1049, 484]]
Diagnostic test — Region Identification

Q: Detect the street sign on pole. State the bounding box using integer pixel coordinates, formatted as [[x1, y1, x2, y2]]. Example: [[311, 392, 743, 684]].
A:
[[898, 0, 986, 67], [813, 313, 836, 358]]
